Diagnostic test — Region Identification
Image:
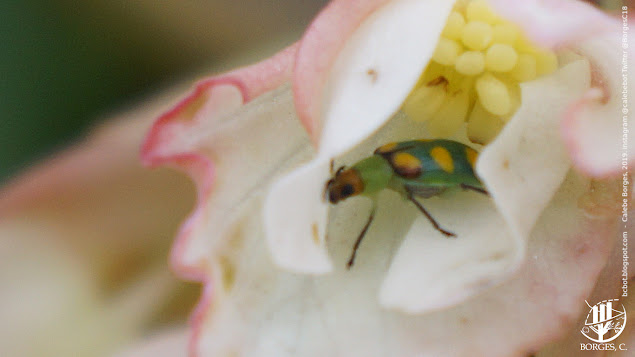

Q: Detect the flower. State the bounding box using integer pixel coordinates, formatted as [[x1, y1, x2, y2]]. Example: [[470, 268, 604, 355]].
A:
[[0, 96, 198, 356], [141, 0, 632, 355]]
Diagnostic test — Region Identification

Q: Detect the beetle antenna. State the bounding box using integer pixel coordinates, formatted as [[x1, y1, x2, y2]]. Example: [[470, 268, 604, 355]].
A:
[[406, 189, 456, 237], [460, 183, 489, 196], [346, 207, 376, 269], [329, 159, 335, 174]]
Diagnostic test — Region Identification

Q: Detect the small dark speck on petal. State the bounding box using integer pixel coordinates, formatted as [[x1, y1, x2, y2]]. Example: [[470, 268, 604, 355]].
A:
[[427, 76, 448, 87], [312, 222, 320, 245], [367, 69, 378, 83]]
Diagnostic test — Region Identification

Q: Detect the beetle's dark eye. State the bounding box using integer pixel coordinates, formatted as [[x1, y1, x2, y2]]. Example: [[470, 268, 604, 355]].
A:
[[340, 183, 354, 197]]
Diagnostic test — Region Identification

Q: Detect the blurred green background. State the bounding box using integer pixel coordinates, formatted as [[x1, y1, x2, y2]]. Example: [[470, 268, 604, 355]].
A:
[[0, 0, 625, 183], [0, 0, 329, 183]]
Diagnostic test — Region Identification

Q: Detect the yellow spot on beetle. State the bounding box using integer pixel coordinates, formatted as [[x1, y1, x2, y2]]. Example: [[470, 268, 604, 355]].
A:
[[430, 146, 454, 173], [376, 142, 398, 154], [466, 147, 478, 168], [392, 152, 422, 178]]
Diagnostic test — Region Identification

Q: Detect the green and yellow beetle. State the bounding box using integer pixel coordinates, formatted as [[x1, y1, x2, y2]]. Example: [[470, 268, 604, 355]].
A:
[[325, 139, 488, 268]]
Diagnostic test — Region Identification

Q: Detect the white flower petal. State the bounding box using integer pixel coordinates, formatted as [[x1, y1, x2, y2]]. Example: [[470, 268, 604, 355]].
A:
[[479, 59, 590, 239], [195, 172, 615, 357], [264, 0, 454, 273], [380, 191, 511, 312], [319, 0, 455, 158], [264, 160, 333, 273], [114, 328, 189, 357], [563, 35, 635, 177], [176, 85, 314, 271], [489, 0, 616, 48], [140, 44, 300, 278], [379, 59, 592, 312]]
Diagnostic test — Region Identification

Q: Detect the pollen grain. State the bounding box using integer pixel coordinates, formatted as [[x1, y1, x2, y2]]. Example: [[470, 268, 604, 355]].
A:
[[402, 0, 559, 144]]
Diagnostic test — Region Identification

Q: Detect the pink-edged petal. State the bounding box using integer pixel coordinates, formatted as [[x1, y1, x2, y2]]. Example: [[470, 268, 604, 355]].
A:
[[293, 0, 391, 139], [149, 85, 315, 355], [472, 0, 629, 178], [319, 0, 455, 158], [480, 58, 591, 243], [265, 0, 455, 273], [562, 34, 635, 177], [537, 202, 632, 356], [0, 100, 195, 275], [114, 328, 189, 357], [195, 60, 611, 356], [380, 59, 592, 312], [0, 99, 195, 355], [141, 42, 322, 357], [264, 159, 333, 273], [0, 94, 195, 275], [190, 59, 614, 356], [140, 43, 298, 278], [299, 0, 454, 153], [1, 93, 176, 214], [489, 0, 617, 48], [142, 42, 297, 165]]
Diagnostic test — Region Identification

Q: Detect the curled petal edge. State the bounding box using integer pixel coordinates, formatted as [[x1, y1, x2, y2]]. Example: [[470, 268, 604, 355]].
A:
[[140, 43, 298, 357], [141, 42, 297, 275], [488, 0, 617, 49], [292, 0, 392, 141], [380, 59, 592, 313], [561, 35, 634, 178], [268, 0, 456, 273], [488, 1, 633, 177]]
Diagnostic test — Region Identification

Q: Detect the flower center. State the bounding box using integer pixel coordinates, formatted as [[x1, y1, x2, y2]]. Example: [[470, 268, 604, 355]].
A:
[[402, 0, 559, 144]]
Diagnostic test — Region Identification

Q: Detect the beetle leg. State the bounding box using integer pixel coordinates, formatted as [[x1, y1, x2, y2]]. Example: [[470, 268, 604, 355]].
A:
[[346, 209, 376, 269], [322, 181, 330, 202], [406, 190, 456, 237], [460, 183, 489, 196]]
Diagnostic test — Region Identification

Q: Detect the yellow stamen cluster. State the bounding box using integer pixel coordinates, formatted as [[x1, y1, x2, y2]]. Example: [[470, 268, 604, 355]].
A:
[[402, 0, 559, 145]]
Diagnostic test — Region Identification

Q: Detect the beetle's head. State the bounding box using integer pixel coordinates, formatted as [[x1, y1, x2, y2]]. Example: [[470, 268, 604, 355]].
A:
[[325, 166, 364, 204]]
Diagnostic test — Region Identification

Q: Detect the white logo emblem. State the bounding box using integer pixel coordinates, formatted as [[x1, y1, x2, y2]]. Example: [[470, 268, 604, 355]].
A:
[[581, 299, 627, 343]]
